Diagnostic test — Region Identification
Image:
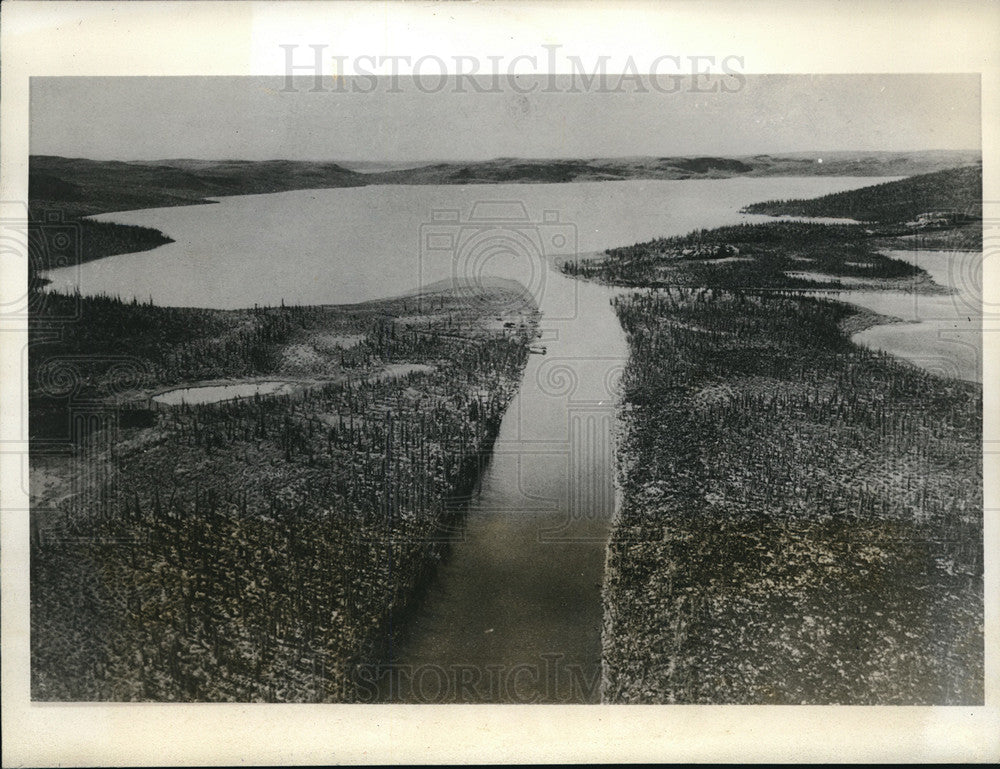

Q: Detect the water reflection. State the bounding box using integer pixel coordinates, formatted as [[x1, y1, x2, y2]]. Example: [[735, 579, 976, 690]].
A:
[[380, 270, 627, 703]]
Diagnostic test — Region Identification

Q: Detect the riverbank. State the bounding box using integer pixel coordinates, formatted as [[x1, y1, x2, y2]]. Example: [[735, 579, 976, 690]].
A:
[[30, 283, 538, 701], [604, 289, 982, 703], [577, 167, 983, 703]]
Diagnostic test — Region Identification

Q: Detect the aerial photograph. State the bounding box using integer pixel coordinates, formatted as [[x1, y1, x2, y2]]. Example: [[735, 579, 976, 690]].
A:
[[27, 73, 982, 704]]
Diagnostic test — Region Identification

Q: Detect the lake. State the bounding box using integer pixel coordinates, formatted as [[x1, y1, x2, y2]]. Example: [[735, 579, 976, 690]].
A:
[[45, 177, 901, 309]]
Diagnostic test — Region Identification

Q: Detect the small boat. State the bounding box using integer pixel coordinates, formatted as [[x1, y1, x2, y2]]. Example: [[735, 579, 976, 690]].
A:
[[529, 345, 547, 355]]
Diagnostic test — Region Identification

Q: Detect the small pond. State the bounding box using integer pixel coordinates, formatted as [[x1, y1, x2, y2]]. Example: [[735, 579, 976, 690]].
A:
[[152, 381, 296, 406]]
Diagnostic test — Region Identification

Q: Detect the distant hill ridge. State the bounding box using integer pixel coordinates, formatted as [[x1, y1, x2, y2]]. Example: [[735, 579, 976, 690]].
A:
[[30, 155, 365, 219], [742, 164, 983, 223], [31, 150, 980, 218]]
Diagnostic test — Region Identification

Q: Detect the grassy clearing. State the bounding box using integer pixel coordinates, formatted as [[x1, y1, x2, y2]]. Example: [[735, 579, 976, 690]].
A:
[[30, 285, 539, 701], [604, 289, 982, 704]]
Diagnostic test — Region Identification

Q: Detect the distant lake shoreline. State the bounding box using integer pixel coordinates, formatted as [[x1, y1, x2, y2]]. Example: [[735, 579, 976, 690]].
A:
[[41, 174, 981, 383], [44, 176, 904, 309]]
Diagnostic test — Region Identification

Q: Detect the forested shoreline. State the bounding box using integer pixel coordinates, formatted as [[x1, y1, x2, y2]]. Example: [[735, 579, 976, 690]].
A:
[[31, 285, 539, 700], [603, 289, 982, 703], [579, 166, 984, 703]]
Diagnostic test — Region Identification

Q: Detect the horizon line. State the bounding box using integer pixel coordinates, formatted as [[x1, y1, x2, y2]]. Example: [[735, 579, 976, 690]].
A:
[[30, 148, 984, 165]]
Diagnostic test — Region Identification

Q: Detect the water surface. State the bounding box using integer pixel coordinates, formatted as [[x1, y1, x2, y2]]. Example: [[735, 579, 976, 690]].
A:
[[45, 177, 899, 309], [811, 249, 982, 383], [379, 271, 627, 703], [153, 381, 295, 406]]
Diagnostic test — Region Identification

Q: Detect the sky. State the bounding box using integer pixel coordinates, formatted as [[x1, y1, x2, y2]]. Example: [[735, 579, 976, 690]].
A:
[[30, 74, 981, 161]]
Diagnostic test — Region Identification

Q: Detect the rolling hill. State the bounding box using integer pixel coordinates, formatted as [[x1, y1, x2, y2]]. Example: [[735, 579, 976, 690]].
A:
[[742, 164, 983, 223]]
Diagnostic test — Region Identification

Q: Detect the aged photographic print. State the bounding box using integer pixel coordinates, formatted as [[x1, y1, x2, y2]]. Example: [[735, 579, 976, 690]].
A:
[[23, 70, 985, 707]]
